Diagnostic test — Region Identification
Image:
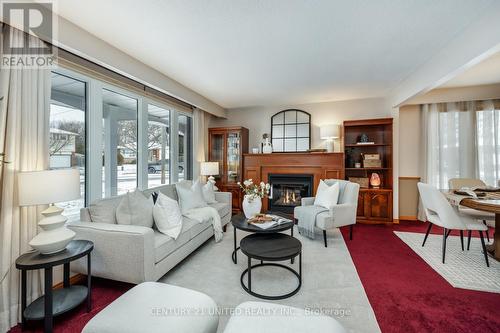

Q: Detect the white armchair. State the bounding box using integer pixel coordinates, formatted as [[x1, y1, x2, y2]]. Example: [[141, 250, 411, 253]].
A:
[[295, 179, 359, 247]]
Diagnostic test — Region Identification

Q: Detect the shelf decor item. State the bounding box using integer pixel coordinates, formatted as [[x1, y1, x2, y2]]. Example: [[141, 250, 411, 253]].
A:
[[370, 173, 381, 188], [320, 124, 340, 152], [238, 179, 270, 218], [18, 168, 81, 254], [262, 133, 273, 154], [349, 177, 369, 188]]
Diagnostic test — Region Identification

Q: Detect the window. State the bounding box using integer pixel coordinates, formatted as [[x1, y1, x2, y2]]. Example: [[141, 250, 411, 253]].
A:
[[50, 72, 86, 221], [178, 114, 193, 181], [147, 104, 170, 187], [271, 109, 311, 152], [102, 88, 138, 197]]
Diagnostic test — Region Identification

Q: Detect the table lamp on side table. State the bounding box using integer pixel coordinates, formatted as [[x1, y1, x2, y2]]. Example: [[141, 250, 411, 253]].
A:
[[200, 161, 219, 191], [18, 168, 81, 254]]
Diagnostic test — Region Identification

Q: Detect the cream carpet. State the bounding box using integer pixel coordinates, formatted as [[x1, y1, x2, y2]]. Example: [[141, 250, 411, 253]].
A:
[[159, 225, 380, 333], [395, 231, 500, 293]]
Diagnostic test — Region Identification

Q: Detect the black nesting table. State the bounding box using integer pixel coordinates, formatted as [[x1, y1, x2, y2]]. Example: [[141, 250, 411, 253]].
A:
[[231, 212, 294, 264], [15, 240, 93, 333], [240, 233, 302, 300]]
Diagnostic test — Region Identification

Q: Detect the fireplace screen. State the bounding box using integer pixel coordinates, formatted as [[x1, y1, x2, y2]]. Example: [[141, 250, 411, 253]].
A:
[[269, 174, 313, 213]]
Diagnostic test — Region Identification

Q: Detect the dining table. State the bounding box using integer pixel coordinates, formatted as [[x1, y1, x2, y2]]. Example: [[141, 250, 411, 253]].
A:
[[445, 190, 500, 262]]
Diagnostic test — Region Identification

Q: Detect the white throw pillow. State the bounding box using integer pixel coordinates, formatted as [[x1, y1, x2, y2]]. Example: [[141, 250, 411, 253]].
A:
[[175, 180, 207, 214], [202, 181, 217, 204], [88, 196, 122, 224], [314, 180, 340, 209], [153, 192, 183, 239], [116, 189, 154, 227]]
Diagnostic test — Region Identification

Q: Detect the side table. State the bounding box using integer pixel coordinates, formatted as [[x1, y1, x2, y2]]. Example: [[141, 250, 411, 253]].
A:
[[15, 240, 93, 333]]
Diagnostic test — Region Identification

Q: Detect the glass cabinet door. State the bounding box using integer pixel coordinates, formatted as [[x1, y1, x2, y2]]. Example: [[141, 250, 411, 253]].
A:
[[210, 132, 224, 182], [226, 131, 240, 184]]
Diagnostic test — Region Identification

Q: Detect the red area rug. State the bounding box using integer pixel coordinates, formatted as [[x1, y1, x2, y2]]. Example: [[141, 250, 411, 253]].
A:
[[340, 221, 500, 333], [8, 221, 500, 332]]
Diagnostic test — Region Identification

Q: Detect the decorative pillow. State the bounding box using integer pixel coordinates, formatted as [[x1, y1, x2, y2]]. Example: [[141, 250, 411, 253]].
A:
[[202, 181, 218, 204], [175, 180, 207, 214], [116, 189, 154, 227], [88, 196, 123, 224], [314, 180, 340, 209], [153, 192, 183, 239]]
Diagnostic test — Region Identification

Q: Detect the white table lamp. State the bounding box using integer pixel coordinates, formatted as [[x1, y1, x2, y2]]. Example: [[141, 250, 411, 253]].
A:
[[320, 124, 340, 152], [18, 168, 81, 254], [200, 162, 219, 190]]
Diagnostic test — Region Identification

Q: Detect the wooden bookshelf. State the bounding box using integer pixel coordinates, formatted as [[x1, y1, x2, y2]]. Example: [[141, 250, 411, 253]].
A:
[[343, 118, 393, 224]]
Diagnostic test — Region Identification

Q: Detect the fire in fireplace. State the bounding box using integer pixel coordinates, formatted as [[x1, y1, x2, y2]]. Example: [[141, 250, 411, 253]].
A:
[[268, 174, 313, 213]]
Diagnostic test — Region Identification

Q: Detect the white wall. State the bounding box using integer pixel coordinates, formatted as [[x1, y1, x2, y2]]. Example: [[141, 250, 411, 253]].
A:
[[398, 105, 421, 177], [210, 97, 392, 150]]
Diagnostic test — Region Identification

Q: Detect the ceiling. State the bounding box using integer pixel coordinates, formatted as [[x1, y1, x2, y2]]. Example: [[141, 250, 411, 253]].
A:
[[55, 0, 495, 109], [440, 52, 500, 88]]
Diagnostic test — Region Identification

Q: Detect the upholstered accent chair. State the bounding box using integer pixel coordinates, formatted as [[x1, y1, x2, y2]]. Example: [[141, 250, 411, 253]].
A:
[[448, 178, 494, 245], [294, 179, 359, 247], [417, 182, 490, 266]]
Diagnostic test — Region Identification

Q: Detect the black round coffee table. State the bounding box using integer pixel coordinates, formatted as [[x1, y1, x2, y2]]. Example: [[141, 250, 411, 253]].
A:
[[231, 212, 294, 264], [240, 233, 302, 300], [16, 240, 93, 332]]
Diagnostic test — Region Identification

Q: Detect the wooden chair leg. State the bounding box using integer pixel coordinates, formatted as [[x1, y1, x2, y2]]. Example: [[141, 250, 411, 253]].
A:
[[460, 230, 464, 251], [467, 230, 472, 250], [442, 228, 447, 264], [422, 223, 432, 247], [349, 224, 353, 240], [323, 230, 327, 248], [479, 231, 490, 267]]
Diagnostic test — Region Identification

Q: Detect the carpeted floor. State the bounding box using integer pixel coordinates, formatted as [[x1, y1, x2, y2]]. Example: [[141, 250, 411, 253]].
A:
[[340, 221, 500, 333], [9, 221, 500, 333]]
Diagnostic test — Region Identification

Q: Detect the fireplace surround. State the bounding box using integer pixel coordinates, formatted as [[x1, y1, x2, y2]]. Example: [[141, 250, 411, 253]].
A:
[[269, 174, 313, 213]]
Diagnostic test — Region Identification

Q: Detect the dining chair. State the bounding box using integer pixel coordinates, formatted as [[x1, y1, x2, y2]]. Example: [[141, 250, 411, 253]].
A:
[[448, 178, 494, 245], [417, 182, 489, 267]]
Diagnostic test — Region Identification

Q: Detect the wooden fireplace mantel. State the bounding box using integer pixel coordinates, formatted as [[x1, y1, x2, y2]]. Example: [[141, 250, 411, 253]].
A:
[[243, 152, 345, 212]]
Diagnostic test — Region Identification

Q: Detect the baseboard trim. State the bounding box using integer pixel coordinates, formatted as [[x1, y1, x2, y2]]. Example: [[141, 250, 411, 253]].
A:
[[53, 273, 86, 289], [399, 216, 418, 221]]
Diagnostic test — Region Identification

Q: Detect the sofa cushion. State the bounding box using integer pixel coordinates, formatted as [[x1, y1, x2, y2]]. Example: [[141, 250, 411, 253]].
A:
[[208, 202, 231, 219], [88, 196, 123, 224], [176, 180, 207, 214], [154, 217, 210, 263], [202, 182, 218, 204], [153, 192, 183, 239], [143, 184, 178, 202], [116, 189, 154, 228]]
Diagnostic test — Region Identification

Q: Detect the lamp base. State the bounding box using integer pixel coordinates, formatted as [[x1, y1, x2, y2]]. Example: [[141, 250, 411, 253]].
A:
[[207, 175, 219, 191], [325, 140, 334, 152], [29, 205, 75, 254]]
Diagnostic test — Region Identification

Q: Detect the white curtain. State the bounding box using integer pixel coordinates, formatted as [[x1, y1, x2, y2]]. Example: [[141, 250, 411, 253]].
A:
[[193, 107, 209, 179], [419, 100, 500, 219], [0, 25, 50, 332]]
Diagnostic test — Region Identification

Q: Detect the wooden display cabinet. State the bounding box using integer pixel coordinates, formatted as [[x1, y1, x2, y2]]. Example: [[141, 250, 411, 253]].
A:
[[344, 118, 393, 224], [208, 127, 249, 213]]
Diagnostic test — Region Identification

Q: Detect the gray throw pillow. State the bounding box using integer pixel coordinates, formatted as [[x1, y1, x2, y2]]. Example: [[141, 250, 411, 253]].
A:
[[88, 196, 123, 224], [116, 189, 154, 228]]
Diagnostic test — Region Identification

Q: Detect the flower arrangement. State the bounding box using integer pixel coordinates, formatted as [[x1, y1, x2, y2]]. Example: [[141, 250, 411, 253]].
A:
[[237, 179, 270, 202]]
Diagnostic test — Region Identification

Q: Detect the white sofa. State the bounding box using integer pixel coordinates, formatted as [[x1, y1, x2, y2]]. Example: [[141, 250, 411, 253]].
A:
[[68, 182, 232, 284]]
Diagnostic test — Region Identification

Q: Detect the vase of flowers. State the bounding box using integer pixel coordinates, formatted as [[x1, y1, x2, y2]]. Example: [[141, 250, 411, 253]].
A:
[[238, 179, 270, 218]]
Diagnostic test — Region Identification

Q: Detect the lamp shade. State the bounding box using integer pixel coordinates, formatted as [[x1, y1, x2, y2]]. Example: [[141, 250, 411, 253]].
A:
[[320, 124, 340, 139], [18, 168, 81, 206], [200, 162, 219, 176]]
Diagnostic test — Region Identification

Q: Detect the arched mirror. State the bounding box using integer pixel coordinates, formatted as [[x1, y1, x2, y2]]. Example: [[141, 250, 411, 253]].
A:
[[271, 109, 311, 152]]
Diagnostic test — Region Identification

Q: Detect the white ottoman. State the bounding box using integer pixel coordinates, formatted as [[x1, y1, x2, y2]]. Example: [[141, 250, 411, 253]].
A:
[[223, 301, 346, 333], [83, 282, 219, 333]]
